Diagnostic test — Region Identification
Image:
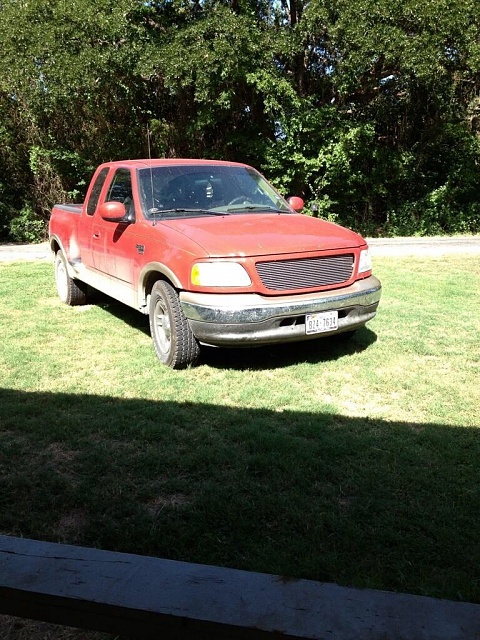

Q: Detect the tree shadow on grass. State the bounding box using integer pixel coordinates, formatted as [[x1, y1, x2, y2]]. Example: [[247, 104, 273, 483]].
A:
[[0, 388, 479, 603]]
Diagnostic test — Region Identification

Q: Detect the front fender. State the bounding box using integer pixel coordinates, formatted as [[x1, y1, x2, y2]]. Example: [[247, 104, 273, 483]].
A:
[[138, 261, 184, 310]]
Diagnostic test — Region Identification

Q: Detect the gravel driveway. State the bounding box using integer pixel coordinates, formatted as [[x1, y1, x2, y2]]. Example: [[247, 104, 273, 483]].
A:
[[0, 242, 51, 262], [367, 235, 480, 256], [0, 236, 480, 262]]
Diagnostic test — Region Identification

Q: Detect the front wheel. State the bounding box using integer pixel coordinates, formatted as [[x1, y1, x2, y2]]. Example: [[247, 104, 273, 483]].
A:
[[149, 281, 200, 368], [54, 252, 87, 306]]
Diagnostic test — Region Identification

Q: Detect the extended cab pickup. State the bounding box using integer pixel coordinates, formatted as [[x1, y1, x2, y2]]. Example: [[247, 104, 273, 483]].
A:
[[49, 159, 381, 368]]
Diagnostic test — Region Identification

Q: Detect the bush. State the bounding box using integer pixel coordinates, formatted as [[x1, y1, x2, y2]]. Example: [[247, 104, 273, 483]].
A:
[[9, 207, 47, 243], [385, 184, 480, 237]]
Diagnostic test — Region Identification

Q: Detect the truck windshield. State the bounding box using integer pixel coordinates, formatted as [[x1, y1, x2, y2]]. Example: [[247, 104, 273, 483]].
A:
[[137, 165, 292, 218]]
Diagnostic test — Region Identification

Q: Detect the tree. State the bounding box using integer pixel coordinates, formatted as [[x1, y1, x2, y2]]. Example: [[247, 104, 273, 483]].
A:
[[0, 0, 479, 239], [0, 0, 152, 237]]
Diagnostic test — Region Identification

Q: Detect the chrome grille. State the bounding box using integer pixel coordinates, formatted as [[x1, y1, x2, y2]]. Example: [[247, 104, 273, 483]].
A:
[[255, 255, 354, 291]]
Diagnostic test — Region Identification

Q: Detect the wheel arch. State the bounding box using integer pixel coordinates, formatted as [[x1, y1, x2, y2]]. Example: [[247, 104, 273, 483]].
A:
[[49, 235, 66, 258], [139, 263, 184, 313], [49, 235, 77, 279]]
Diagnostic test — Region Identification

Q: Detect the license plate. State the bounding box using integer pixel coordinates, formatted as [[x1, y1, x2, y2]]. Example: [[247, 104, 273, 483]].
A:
[[305, 310, 338, 335]]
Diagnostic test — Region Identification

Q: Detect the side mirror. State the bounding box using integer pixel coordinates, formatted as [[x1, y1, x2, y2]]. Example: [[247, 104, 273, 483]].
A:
[[288, 196, 304, 212], [98, 201, 132, 223]]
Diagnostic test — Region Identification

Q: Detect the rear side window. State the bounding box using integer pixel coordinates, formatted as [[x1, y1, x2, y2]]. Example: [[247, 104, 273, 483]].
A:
[[86, 168, 109, 216]]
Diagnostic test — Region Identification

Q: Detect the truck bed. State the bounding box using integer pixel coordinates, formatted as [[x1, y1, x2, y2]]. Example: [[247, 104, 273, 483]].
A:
[[53, 204, 83, 214]]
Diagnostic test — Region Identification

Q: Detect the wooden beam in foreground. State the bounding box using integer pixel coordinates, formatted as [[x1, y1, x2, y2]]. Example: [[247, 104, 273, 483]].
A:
[[0, 535, 479, 639]]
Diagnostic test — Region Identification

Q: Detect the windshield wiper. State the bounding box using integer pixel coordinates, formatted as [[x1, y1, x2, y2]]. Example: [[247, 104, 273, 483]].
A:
[[225, 204, 287, 213], [149, 208, 230, 217]]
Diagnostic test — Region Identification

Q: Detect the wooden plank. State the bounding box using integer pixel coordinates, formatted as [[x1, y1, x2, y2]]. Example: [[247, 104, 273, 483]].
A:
[[0, 535, 479, 639]]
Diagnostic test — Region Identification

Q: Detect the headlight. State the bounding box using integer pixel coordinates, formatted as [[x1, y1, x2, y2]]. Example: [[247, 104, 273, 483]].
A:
[[358, 248, 372, 274], [191, 262, 252, 287]]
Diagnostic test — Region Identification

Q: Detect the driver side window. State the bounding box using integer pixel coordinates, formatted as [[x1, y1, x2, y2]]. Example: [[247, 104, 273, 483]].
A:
[[107, 168, 134, 217]]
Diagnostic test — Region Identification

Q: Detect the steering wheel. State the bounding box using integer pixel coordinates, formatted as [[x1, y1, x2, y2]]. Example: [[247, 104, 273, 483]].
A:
[[227, 196, 253, 206]]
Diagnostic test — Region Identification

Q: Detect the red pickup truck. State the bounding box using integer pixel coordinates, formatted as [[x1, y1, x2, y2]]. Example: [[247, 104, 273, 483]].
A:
[[49, 159, 381, 368]]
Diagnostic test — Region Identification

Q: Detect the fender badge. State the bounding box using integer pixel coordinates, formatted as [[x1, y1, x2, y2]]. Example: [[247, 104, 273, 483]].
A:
[[136, 244, 145, 255]]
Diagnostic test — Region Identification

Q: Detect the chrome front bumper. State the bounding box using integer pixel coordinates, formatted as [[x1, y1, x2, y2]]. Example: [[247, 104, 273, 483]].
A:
[[180, 275, 381, 347]]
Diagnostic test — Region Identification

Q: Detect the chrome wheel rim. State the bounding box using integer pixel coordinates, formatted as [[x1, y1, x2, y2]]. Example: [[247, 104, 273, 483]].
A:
[[153, 299, 171, 355]]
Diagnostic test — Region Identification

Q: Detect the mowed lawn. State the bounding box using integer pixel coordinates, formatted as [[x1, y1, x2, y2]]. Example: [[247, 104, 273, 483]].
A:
[[0, 255, 479, 603]]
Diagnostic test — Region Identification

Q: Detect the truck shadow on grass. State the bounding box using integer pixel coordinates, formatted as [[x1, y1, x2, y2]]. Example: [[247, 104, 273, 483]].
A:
[[0, 387, 478, 603], [90, 290, 378, 370], [201, 327, 377, 370]]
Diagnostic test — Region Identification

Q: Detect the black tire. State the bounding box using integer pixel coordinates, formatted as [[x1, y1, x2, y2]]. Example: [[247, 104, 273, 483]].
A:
[[54, 251, 88, 306], [149, 280, 200, 368]]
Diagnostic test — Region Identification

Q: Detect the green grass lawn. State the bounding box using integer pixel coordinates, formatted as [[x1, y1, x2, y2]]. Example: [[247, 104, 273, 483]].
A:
[[0, 255, 479, 603]]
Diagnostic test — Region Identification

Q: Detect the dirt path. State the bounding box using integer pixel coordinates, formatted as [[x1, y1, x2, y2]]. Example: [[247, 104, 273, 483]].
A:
[[0, 241, 51, 262], [367, 235, 480, 256]]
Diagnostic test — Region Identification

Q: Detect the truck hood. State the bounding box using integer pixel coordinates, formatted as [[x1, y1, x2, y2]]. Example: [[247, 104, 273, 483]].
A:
[[162, 213, 365, 258]]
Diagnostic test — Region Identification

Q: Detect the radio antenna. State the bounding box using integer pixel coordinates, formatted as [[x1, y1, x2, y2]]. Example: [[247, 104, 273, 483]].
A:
[[147, 125, 156, 224], [147, 124, 153, 159]]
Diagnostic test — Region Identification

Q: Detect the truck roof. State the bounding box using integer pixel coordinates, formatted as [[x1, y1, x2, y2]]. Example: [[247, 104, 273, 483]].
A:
[[100, 159, 249, 169]]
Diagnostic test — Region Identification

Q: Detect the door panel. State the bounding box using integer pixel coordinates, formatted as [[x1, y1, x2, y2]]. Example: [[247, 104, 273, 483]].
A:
[[96, 168, 137, 284]]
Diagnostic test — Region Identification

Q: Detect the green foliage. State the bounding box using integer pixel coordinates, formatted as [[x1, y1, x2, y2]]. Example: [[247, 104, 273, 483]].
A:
[[1, 0, 480, 238], [9, 207, 47, 243], [386, 192, 480, 237], [139, 6, 275, 159]]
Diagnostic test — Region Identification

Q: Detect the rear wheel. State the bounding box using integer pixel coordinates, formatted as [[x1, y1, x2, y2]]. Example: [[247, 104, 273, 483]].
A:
[[149, 280, 200, 368], [54, 252, 87, 306]]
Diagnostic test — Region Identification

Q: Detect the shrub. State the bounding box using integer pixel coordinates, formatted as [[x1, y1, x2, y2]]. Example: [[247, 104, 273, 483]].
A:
[[9, 206, 47, 243]]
